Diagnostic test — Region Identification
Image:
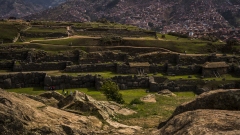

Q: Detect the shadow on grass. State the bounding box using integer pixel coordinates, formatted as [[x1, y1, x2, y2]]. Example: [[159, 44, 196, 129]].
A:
[[86, 87, 98, 92], [33, 87, 44, 91]]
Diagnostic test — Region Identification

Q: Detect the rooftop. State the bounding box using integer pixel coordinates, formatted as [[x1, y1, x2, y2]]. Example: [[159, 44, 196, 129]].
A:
[[128, 62, 150, 67], [202, 62, 229, 69]]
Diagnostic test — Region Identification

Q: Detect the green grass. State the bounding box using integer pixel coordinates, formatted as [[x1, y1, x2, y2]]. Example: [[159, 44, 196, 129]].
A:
[[167, 74, 200, 80], [23, 43, 87, 52], [30, 36, 220, 54], [123, 38, 211, 54], [0, 22, 27, 42], [25, 27, 66, 33], [203, 74, 240, 81], [116, 91, 196, 128], [7, 87, 46, 95], [31, 37, 99, 46]]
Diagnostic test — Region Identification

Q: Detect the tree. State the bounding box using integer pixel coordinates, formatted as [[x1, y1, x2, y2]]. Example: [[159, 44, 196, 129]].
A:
[[100, 80, 124, 104]]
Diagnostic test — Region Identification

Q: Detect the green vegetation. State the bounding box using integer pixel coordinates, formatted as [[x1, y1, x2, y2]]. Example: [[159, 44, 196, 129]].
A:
[[25, 26, 66, 33], [100, 80, 125, 104], [31, 37, 99, 46], [0, 21, 28, 43], [7, 87, 46, 95], [117, 91, 196, 128], [6, 87, 195, 128], [130, 98, 144, 105]]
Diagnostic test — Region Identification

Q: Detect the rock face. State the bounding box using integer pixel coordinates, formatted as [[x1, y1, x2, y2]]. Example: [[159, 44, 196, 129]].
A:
[[172, 89, 240, 116], [0, 89, 141, 135], [58, 91, 141, 133], [25, 91, 65, 108], [158, 109, 240, 135], [157, 89, 240, 135]]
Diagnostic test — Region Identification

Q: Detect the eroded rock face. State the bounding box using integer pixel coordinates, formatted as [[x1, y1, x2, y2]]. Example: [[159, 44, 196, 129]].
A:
[[158, 110, 240, 135], [157, 89, 240, 135], [25, 91, 65, 108], [0, 89, 142, 135], [172, 89, 240, 116], [0, 89, 143, 135], [58, 91, 141, 133]]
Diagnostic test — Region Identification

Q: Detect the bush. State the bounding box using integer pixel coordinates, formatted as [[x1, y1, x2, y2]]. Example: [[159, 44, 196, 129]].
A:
[[100, 80, 125, 104], [130, 98, 144, 105]]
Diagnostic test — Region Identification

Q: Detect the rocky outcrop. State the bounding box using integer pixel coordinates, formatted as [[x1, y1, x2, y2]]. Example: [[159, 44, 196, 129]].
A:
[[0, 89, 141, 135], [25, 91, 65, 108], [157, 89, 176, 97], [157, 89, 240, 135], [158, 109, 240, 135], [172, 89, 240, 116], [58, 91, 141, 133]]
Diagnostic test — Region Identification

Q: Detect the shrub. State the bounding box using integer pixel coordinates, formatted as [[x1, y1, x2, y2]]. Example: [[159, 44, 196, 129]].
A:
[[100, 80, 125, 104], [130, 98, 144, 105]]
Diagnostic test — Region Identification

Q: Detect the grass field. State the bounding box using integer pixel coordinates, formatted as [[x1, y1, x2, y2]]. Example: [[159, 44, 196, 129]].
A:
[[29, 36, 221, 54], [31, 37, 99, 46], [0, 22, 28, 42], [25, 26, 66, 33], [117, 91, 195, 128]]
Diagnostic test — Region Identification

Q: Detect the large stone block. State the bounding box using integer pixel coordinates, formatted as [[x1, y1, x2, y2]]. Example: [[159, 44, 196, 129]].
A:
[[3, 78, 12, 89]]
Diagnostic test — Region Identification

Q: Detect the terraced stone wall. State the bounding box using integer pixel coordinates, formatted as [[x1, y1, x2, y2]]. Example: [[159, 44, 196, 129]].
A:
[[12, 62, 69, 72], [0, 72, 46, 89], [65, 63, 116, 72]]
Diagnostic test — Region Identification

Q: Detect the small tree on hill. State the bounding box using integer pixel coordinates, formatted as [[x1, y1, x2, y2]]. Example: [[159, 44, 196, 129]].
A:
[[100, 80, 124, 104]]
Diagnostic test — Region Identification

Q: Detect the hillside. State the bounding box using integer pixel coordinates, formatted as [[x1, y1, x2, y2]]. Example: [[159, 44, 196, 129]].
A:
[[25, 0, 240, 31], [0, 0, 65, 18]]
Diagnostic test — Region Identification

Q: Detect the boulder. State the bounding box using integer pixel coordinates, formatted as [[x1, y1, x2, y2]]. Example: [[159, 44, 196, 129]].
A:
[[0, 89, 106, 135], [140, 94, 156, 103], [157, 89, 240, 135], [58, 91, 141, 133], [157, 89, 176, 97], [157, 109, 240, 135], [3, 78, 12, 89], [39, 91, 65, 101]]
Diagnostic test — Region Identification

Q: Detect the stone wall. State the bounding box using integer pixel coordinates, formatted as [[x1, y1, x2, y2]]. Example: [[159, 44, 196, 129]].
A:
[[132, 53, 178, 64], [150, 64, 167, 73], [0, 49, 28, 60], [0, 72, 46, 89], [111, 75, 149, 90], [44, 74, 96, 90], [177, 55, 208, 65], [13, 62, 69, 72], [65, 63, 116, 72], [116, 63, 130, 74], [0, 60, 13, 70], [167, 64, 202, 75]]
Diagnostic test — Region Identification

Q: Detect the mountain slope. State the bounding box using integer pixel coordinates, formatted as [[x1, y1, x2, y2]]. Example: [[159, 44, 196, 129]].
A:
[[0, 0, 66, 18], [26, 0, 240, 31]]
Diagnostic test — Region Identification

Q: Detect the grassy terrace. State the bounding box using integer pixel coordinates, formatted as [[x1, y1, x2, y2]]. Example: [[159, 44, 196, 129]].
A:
[[6, 87, 196, 128], [31, 37, 99, 46], [0, 22, 28, 42], [25, 26, 67, 33], [73, 22, 143, 30], [29, 35, 224, 54]]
